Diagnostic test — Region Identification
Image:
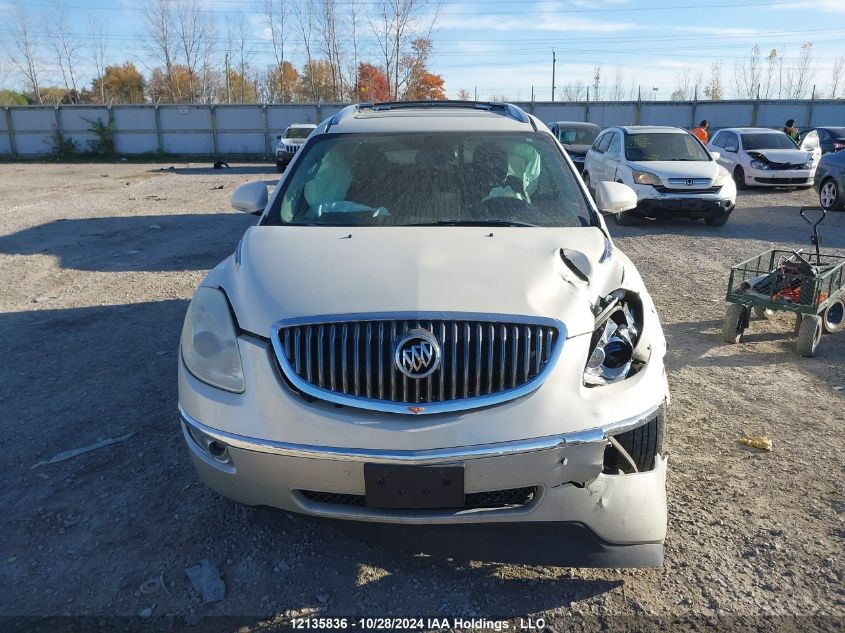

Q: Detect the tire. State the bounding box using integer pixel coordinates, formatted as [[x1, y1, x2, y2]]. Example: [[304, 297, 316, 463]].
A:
[[723, 303, 750, 343], [604, 410, 666, 474], [733, 166, 748, 190], [822, 299, 844, 333], [275, 162, 285, 173], [794, 313, 803, 336], [819, 178, 843, 211], [704, 212, 730, 227], [753, 306, 774, 319], [796, 314, 822, 357], [613, 212, 635, 226]]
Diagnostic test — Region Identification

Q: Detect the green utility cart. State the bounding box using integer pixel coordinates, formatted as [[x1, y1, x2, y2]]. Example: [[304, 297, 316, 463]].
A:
[[722, 207, 845, 357]]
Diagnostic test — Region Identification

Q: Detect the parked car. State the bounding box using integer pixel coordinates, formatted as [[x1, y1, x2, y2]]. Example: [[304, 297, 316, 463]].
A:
[[547, 121, 601, 173], [798, 127, 845, 155], [275, 123, 317, 172], [179, 101, 670, 568], [707, 127, 821, 189], [815, 148, 845, 211], [583, 125, 736, 226]]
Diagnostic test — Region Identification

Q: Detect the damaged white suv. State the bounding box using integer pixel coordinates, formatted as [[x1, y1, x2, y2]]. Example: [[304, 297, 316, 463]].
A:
[[179, 102, 670, 567]]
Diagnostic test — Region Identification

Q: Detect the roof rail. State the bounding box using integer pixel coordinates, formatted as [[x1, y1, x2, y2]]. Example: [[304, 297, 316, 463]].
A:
[[330, 100, 533, 126]]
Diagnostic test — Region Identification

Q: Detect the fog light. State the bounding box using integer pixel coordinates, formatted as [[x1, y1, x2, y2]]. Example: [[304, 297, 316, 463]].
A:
[[187, 424, 232, 463]]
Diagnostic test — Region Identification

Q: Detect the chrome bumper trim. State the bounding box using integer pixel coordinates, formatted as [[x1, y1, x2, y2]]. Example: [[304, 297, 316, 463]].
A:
[[178, 402, 662, 464]]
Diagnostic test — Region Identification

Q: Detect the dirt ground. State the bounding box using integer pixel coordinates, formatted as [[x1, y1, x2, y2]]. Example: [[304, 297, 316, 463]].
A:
[[1, 162, 843, 632]]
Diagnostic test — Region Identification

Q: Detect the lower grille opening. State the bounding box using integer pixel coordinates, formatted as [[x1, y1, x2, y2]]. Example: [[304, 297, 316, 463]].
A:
[[298, 486, 538, 510]]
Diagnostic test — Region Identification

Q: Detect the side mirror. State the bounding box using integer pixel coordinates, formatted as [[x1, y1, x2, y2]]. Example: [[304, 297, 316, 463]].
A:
[[594, 181, 637, 214], [231, 181, 268, 214], [709, 150, 721, 161]]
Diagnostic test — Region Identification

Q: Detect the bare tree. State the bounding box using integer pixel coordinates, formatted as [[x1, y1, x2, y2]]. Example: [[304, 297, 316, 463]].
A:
[[264, 0, 287, 102], [347, 0, 360, 101], [226, 14, 255, 102], [732, 45, 761, 99], [142, 0, 178, 101], [607, 66, 624, 101], [456, 88, 470, 100], [703, 62, 724, 100], [786, 42, 814, 99], [832, 55, 845, 99], [173, 0, 215, 102], [292, 0, 318, 101], [560, 80, 586, 102], [670, 67, 695, 100], [7, 7, 43, 103], [761, 48, 779, 99], [591, 65, 601, 101], [317, 0, 345, 101], [47, 1, 81, 101], [89, 15, 109, 103], [367, 0, 440, 100]]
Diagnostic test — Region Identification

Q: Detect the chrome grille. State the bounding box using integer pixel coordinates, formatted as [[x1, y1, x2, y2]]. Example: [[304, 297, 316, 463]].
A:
[[667, 177, 712, 186], [271, 314, 563, 415]]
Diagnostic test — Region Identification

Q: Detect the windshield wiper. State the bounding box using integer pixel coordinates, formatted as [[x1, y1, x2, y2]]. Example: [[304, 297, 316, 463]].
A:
[[415, 219, 539, 227]]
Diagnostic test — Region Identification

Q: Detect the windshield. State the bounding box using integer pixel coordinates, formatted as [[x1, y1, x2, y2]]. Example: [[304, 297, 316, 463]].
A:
[[624, 133, 711, 161], [283, 127, 313, 140], [556, 125, 599, 146], [741, 133, 798, 150], [265, 132, 594, 228]]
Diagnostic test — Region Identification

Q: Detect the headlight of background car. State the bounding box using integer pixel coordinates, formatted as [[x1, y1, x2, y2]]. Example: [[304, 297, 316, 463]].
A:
[[584, 290, 646, 387], [180, 287, 245, 393], [632, 170, 661, 185], [749, 159, 770, 170], [801, 161, 813, 169]]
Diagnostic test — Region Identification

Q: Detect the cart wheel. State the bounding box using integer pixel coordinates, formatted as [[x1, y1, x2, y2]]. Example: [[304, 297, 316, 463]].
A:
[[822, 299, 844, 333], [753, 306, 774, 320], [796, 314, 822, 357], [723, 303, 750, 343], [793, 313, 803, 336]]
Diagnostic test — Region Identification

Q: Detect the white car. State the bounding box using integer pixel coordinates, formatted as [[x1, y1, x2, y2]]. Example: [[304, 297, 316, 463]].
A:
[[583, 125, 736, 227], [179, 102, 670, 568], [275, 123, 317, 172], [707, 127, 821, 189]]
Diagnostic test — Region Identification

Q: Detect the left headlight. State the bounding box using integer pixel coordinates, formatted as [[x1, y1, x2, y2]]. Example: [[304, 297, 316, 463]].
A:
[[583, 290, 644, 387], [180, 287, 245, 393], [749, 159, 770, 170], [714, 169, 732, 186]]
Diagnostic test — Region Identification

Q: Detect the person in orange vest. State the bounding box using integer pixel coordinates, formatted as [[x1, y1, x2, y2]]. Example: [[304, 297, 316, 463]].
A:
[[692, 120, 709, 144]]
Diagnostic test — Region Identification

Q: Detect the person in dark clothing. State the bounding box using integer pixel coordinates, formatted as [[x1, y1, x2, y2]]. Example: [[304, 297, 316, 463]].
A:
[[783, 119, 799, 141]]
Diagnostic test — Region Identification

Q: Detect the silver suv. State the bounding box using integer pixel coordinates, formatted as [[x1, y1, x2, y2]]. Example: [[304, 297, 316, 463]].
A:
[[180, 102, 670, 567], [275, 123, 316, 172]]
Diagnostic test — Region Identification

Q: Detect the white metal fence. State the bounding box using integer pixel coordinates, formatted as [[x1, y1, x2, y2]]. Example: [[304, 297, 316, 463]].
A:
[[2, 99, 843, 158]]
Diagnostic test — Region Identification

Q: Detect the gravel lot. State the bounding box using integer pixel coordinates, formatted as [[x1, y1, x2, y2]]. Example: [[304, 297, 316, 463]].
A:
[[1, 162, 843, 632]]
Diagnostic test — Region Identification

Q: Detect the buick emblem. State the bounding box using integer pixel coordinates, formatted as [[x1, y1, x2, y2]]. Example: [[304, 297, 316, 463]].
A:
[[394, 328, 441, 379]]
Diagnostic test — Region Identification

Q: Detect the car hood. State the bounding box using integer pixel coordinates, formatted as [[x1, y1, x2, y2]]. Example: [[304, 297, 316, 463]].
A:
[[745, 148, 812, 164], [627, 160, 719, 180], [214, 226, 625, 338]]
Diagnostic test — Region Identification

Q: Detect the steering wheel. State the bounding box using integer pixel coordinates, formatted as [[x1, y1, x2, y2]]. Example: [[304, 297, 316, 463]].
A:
[[481, 194, 532, 216]]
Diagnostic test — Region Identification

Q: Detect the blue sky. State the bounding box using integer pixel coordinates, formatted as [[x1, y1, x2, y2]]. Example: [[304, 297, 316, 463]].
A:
[[2, 0, 844, 100]]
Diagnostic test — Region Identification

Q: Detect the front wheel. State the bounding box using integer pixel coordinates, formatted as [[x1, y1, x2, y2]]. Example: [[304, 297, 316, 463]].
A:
[[705, 212, 730, 227], [796, 314, 822, 357], [604, 410, 666, 474], [822, 299, 844, 333], [819, 178, 843, 211], [275, 161, 285, 173], [733, 166, 748, 190], [582, 172, 595, 200], [723, 303, 750, 343]]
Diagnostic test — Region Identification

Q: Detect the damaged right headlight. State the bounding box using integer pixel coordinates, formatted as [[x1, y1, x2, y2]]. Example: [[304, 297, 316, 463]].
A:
[[583, 290, 645, 387]]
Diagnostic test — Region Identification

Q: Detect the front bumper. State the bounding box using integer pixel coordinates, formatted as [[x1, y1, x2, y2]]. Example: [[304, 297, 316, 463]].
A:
[[180, 403, 667, 560], [631, 184, 735, 218], [746, 166, 813, 187]]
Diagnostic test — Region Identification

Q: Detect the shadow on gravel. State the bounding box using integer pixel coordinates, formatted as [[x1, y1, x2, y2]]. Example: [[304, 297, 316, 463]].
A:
[[151, 165, 279, 176], [0, 213, 255, 272]]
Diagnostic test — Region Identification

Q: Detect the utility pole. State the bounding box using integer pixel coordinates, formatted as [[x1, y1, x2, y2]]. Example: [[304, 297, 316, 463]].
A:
[[474, 86, 477, 101], [225, 53, 232, 104], [551, 49, 556, 102]]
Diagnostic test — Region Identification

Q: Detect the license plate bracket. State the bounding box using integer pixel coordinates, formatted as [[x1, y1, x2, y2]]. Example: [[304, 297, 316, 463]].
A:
[[364, 464, 465, 509]]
